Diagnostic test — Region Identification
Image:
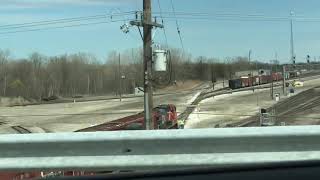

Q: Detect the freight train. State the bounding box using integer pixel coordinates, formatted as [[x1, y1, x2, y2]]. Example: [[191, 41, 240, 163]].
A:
[[77, 104, 178, 131], [228, 72, 284, 90]]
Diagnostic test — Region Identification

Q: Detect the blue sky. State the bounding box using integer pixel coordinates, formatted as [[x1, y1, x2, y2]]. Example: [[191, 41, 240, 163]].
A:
[[0, 0, 320, 63]]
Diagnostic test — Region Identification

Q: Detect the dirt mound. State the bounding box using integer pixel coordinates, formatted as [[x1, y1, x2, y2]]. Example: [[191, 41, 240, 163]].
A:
[[0, 96, 33, 107]]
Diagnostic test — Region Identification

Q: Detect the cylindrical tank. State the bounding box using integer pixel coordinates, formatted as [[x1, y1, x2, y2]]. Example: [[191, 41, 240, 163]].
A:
[[153, 50, 167, 71]]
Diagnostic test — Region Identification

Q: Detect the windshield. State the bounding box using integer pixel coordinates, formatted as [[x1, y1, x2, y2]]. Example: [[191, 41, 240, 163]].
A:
[[1, 0, 320, 179]]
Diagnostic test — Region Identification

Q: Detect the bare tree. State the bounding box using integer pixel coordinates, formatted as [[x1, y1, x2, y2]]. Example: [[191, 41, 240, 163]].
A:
[[0, 50, 10, 96], [0, 47, 261, 101]]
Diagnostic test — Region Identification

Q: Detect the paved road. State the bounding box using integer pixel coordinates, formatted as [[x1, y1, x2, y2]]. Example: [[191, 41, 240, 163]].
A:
[[0, 83, 208, 133]]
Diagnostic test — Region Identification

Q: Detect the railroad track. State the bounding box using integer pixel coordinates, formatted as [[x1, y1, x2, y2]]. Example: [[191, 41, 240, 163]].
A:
[[232, 86, 320, 127], [185, 76, 320, 128], [11, 126, 31, 134], [180, 82, 285, 122]]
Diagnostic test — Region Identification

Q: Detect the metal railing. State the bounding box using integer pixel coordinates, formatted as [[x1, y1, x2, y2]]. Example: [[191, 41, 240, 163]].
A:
[[1, 126, 320, 171]]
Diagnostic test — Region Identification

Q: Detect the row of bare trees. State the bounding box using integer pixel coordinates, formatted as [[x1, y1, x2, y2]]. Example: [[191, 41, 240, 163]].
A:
[[0, 49, 278, 100]]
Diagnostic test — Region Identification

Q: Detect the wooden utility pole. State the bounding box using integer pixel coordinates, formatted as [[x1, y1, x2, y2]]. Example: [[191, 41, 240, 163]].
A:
[[143, 0, 153, 129], [210, 64, 216, 90], [87, 75, 90, 95], [283, 65, 286, 95], [270, 60, 274, 99], [118, 53, 122, 102], [130, 0, 163, 130], [3, 75, 6, 96], [249, 50, 254, 91]]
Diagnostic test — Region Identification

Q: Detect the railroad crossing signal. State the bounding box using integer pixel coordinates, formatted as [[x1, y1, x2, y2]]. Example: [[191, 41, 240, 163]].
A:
[[307, 55, 310, 64]]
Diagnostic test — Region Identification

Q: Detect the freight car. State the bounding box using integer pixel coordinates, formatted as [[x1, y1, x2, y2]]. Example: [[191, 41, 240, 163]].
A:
[[229, 73, 283, 90], [272, 72, 283, 81], [228, 79, 242, 89], [239, 76, 252, 87], [259, 75, 272, 84], [77, 104, 178, 131]]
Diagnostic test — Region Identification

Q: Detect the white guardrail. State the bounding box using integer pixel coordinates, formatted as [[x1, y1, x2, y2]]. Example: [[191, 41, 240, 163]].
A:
[[1, 126, 320, 171]]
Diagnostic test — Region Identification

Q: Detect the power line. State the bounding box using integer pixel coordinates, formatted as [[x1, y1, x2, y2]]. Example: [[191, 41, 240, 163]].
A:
[[2, 11, 319, 35], [154, 14, 320, 22], [0, 12, 134, 28], [156, 0, 169, 47], [157, 16, 288, 22], [0, 11, 135, 31], [0, 15, 106, 30], [153, 11, 320, 19], [157, 16, 295, 23], [170, 0, 185, 51], [0, 19, 133, 36], [153, 11, 289, 21], [3, 11, 320, 33]]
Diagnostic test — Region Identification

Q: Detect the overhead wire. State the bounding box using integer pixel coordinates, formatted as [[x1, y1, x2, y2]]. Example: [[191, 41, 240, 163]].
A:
[[156, 0, 169, 48], [157, 17, 286, 23], [151, 0, 173, 88], [2, 11, 320, 34], [0, 11, 135, 30], [152, 11, 312, 19], [152, 12, 320, 22], [0, 11, 136, 36], [155, 13, 289, 22], [169, 0, 185, 51], [0, 19, 134, 35], [0, 15, 107, 30], [1, 11, 320, 36], [155, 12, 287, 18]]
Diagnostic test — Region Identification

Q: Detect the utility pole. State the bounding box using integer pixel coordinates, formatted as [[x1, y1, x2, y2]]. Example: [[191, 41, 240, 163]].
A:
[[256, 59, 259, 106], [3, 75, 6, 96], [211, 63, 215, 90], [118, 53, 122, 102], [87, 75, 90, 95], [143, 0, 153, 130], [283, 65, 286, 96], [249, 50, 253, 89], [290, 11, 295, 65], [223, 59, 225, 88], [256, 60, 259, 84], [275, 52, 278, 73], [270, 60, 274, 99], [130, 0, 163, 130]]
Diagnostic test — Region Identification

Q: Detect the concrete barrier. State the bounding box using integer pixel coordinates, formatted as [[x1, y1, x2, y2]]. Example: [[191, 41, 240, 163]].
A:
[[1, 126, 320, 171]]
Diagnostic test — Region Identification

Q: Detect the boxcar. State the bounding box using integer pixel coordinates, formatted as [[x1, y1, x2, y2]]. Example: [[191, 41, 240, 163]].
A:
[[229, 79, 242, 89]]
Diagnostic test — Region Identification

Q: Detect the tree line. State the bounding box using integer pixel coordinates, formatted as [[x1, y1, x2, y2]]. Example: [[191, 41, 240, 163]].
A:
[[0, 49, 279, 100]]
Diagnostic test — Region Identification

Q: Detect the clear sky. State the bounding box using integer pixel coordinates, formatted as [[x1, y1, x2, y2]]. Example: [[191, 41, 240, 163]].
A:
[[0, 0, 320, 63]]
